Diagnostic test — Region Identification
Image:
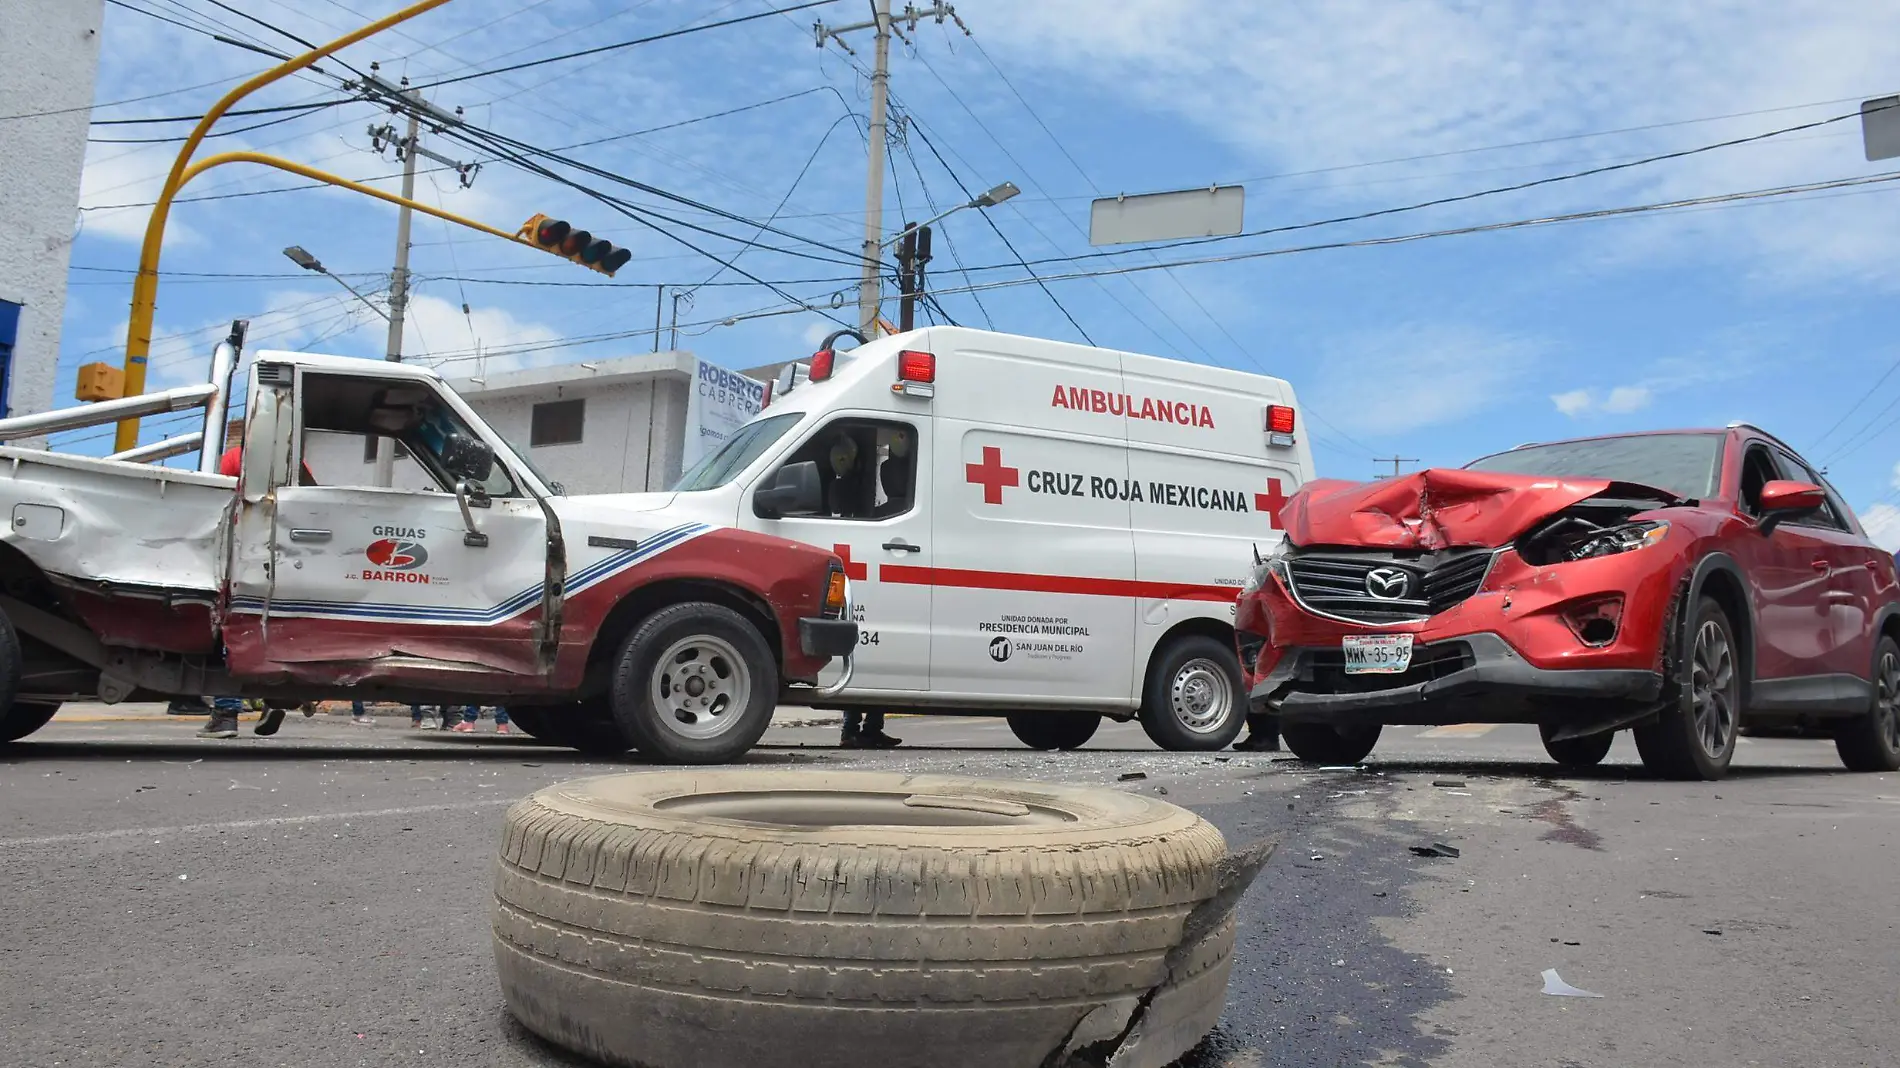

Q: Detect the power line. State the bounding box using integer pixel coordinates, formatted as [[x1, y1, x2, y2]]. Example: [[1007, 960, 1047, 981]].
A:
[[679, 113, 859, 297], [404, 0, 843, 92], [86, 101, 347, 143], [903, 120, 1094, 344], [912, 171, 1900, 301]]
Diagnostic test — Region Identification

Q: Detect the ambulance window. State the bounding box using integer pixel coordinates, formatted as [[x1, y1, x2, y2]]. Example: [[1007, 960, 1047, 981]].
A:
[[675, 412, 801, 492], [773, 418, 917, 520]]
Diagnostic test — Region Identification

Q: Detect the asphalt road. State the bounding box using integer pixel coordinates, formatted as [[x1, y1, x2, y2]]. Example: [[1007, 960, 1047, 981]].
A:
[[3, 707, 1895, 1068]]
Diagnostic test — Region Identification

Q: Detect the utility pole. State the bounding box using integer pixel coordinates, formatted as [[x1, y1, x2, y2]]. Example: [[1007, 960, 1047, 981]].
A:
[[815, 1, 965, 338], [358, 67, 479, 485], [668, 288, 693, 351], [1374, 456, 1419, 478]]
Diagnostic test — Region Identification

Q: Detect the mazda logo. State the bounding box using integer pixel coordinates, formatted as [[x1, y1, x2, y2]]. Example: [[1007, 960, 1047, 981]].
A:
[[1365, 567, 1410, 600]]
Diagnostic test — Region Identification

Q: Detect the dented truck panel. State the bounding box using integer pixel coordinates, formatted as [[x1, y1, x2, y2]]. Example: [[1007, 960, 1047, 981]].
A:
[[0, 351, 849, 717]]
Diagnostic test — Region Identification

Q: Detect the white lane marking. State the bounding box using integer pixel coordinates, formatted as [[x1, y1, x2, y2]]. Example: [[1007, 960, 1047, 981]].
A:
[[1417, 723, 1500, 738], [0, 798, 519, 849]]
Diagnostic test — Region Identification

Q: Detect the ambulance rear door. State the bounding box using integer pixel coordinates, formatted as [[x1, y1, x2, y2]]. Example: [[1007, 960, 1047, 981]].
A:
[[1119, 356, 1309, 662], [926, 333, 1137, 704]]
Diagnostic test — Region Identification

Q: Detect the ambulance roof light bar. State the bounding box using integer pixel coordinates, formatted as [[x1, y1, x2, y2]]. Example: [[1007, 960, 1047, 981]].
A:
[[808, 328, 865, 384], [1265, 404, 1296, 447], [894, 350, 935, 399]]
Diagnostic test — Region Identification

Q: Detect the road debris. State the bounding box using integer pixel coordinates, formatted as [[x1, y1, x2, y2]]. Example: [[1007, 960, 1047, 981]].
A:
[[1540, 969, 1603, 998], [1117, 772, 1148, 782], [1432, 780, 1467, 788], [1409, 843, 1461, 858]]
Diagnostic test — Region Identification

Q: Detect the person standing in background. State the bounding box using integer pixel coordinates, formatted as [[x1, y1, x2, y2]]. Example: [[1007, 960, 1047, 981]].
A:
[[451, 706, 511, 734]]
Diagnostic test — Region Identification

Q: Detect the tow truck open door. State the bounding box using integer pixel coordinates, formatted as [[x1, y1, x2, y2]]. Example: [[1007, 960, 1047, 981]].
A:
[[219, 360, 554, 683]]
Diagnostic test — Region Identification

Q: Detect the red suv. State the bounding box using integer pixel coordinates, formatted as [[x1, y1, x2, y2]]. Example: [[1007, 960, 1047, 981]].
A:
[[1235, 426, 1900, 779]]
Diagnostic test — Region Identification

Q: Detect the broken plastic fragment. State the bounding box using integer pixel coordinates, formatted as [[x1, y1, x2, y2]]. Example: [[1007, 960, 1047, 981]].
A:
[[1409, 843, 1460, 858], [1117, 772, 1147, 782], [1540, 969, 1603, 998]]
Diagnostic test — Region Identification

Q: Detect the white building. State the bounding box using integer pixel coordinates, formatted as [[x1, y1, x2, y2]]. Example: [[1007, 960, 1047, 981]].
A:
[[300, 351, 766, 495], [0, 1, 104, 432]]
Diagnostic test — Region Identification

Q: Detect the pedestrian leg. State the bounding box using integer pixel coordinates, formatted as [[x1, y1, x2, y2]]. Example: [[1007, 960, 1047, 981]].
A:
[[840, 709, 863, 747], [494, 706, 511, 735]]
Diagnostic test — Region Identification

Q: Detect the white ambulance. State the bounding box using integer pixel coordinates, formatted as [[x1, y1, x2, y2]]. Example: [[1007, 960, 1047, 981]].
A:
[[636, 326, 1314, 750]]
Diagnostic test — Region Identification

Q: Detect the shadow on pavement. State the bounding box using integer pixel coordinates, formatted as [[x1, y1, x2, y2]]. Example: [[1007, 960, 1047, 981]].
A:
[[0, 738, 824, 766], [1325, 757, 1851, 782]]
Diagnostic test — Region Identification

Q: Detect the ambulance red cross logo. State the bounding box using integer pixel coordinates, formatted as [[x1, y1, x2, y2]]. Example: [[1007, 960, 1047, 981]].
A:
[[964, 446, 1020, 505], [365, 539, 428, 570]]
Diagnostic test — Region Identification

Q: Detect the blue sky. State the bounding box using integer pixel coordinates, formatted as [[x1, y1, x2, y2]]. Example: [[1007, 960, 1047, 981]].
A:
[[62, 1, 1900, 543]]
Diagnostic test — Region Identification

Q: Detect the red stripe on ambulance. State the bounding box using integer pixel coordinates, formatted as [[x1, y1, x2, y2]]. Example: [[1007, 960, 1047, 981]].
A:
[[880, 563, 1237, 602]]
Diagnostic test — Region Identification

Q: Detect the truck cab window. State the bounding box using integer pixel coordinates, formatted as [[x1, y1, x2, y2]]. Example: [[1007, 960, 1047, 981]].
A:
[[774, 419, 917, 520], [298, 373, 518, 498]]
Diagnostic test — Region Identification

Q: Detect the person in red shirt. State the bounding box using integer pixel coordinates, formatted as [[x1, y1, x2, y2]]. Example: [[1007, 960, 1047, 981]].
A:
[[218, 444, 317, 486]]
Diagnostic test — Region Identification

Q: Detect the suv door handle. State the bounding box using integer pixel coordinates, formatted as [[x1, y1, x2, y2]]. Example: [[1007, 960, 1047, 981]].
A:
[[882, 541, 922, 553], [288, 529, 332, 543], [1811, 558, 1830, 572]]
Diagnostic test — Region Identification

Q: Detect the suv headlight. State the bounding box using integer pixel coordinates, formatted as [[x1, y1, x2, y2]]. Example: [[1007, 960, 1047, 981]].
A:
[[1561, 520, 1669, 562], [1241, 539, 1290, 595]]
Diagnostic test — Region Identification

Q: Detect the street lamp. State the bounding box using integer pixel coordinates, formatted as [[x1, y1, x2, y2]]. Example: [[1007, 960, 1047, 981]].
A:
[[878, 181, 1019, 248], [282, 245, 390, 321]]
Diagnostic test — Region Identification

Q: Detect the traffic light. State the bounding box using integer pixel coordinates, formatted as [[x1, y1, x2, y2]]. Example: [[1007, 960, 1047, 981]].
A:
[[75, 361, 124, 402], [516, 213, 633, 276]]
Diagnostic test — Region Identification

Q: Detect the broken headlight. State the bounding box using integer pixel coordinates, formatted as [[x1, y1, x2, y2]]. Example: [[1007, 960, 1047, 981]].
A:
[[1556, 520, 1669, 562], [1241, 539, 1290, 594]]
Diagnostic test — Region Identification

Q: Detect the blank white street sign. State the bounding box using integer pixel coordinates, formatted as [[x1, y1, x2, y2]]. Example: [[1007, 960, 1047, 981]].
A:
[[1089, 185, 1245, 246], [1863, 96, 1900, 162]]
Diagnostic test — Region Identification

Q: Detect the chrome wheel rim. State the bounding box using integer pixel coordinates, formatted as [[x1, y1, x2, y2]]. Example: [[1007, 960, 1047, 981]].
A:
[[1690, 620, 1737, 759], [1877, 650, 1900, 752], [649, 634, 751, 740], [1170, 658, 1234, 734]]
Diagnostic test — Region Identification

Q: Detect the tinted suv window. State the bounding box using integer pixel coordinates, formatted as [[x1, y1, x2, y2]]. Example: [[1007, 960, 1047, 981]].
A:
[[1464, 433, 1721, 499], [1772, 448, 1849, 531]]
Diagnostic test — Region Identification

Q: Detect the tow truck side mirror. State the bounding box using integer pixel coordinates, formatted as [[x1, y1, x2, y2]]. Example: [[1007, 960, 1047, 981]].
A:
[[754, 461, 823, 519], [441, 432, 495, 483]]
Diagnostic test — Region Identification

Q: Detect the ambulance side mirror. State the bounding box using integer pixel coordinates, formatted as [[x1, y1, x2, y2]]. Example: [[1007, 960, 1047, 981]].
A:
[[754, 461, 823, 519]]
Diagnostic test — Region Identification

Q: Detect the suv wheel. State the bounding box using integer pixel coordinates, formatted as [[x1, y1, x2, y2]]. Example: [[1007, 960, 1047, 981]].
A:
[[609, 602, 777, 764], [1539, 724, 1615, 769], [1634, 596, 1740, 781], [1280, 721, 1382, 765], [1136, 636, 1246, 751], [1836, 634, 1900, 772]]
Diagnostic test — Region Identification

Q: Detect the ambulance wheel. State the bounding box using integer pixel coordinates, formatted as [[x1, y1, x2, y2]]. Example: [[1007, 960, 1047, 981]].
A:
[[1280, 721, 1382, 765], [1005, 711, 1101, 750], [1138, 636, 1246, 751], [609, 601, 777, 764]]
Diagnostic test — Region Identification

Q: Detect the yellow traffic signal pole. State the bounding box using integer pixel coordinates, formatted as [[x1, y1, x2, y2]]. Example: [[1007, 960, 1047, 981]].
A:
[[112, 0, 454, 453]]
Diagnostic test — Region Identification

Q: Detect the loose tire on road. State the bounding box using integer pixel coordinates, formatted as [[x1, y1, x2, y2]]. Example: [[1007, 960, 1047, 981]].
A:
[[1634, 596, 1740, 781], [1005, 710, 1101, 750], [1280, 721, 1382, 765], [1836, 634, 1900, 772], [1137, 635, 1246, 751], [493, 770, 1242, 1068], [1539, 724, 1616, 769], [608, 602, 777, 764]]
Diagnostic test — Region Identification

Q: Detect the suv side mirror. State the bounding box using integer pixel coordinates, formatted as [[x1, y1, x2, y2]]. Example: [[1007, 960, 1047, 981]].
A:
[[754, 461, 823, 519], [1758, 479, 1824, 537], [440, 431, 495, 482]]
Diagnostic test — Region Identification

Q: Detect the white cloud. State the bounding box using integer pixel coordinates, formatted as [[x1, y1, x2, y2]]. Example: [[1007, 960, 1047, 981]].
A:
[[1552, 389, 1594, 417], [1309, 324, 1537, 435], [1860, 503, 1900, 551], [1550, 383, 1657, 417]]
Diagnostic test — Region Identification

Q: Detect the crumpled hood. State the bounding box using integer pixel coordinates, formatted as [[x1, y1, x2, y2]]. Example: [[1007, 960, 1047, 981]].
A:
[[1280, 468, 1678, 550]]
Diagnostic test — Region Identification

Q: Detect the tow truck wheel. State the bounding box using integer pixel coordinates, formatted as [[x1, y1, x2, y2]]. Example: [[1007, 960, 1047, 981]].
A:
[[1137, 635, 1247, 751], [0, 701, 60, 743], [1006, 711, 1101, 750], [609, 601, 777, 764], [1539, 724, 1616, 768], [1280, 721, 1382, 765], [508, 704, 637, 757]]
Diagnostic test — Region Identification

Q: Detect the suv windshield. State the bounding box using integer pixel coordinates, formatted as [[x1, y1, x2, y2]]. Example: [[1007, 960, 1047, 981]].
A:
[[672, 412, 803, 492], [1464, 433, 1722, 499]]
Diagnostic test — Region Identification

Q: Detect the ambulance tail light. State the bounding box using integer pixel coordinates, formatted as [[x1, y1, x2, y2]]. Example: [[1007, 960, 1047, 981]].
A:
[[894, 350, 935, 398], [760, 379, 775, 408], [809, 348, 835, 382], [1265, 404, 1297, 446]]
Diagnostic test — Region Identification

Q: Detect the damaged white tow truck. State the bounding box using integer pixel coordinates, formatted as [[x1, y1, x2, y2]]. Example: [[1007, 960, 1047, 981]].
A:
[[0, 323, 857, 763]]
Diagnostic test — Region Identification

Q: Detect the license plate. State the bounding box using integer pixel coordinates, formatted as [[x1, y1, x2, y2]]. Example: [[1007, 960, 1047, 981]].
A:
[[1342, 633, 1415, 674]]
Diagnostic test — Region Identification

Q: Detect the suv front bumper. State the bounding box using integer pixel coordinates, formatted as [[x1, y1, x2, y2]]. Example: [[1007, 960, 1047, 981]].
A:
[[1252, 632, 1663, 726]]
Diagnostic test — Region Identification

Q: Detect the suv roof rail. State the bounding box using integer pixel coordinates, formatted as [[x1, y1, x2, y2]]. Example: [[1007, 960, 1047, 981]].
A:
[[1511, 441, 1539, 450]]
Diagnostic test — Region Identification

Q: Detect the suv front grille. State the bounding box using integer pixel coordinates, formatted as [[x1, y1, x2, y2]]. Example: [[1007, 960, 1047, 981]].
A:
[[1284, 549, 1494, 624]]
